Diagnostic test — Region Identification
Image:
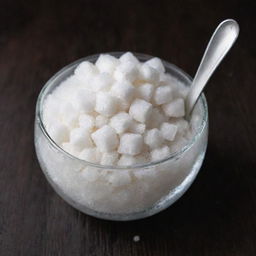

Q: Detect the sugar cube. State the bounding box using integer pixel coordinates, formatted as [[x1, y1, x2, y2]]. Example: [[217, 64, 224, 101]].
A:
[[114, 61, 139, 82], [136, 83, 154, 101], [91, 73, 113, 92], [79, 147, 102, 163], [160, 122, 177, 141], [109, 112, 133, 134], [154, 85, 173, 105], [150, 145, 171, 161], [144, 128, 164, 149], [95, 115, 109, 128], [110, 81, 135, 104], [118, 133, 143, 155], [70, 127, 93, 151], [117, 155, 137, 166], [72, 89, 96, 114], [95, 92, 119, 117], [139, 64, 160, 84], [129, 99, 153, 123], [147, 108, 166, 129], [100, 152, 119, 165], [79, 114, 95, 130], [162, 98, 185, 117], [145, 57, 165, 73], [119, 52, 140, 64], [129, 122, 146, 134], [74, 61, 99, 82], [95, 54, 120, 74], [91, 125, 119, 153], [107, 170, 132, 187], [48, 123, 69, 144]]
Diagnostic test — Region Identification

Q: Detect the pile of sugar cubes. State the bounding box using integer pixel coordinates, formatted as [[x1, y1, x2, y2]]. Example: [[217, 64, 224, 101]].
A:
[[43, 52, 191, 166]]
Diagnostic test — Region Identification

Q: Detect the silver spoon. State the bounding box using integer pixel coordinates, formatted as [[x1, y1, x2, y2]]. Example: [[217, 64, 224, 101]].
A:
[[185, 19, 239, 118]]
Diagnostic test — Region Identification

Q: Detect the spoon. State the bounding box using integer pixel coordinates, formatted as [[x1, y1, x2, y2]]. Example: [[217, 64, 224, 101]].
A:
[[185, 19, 239, 118]]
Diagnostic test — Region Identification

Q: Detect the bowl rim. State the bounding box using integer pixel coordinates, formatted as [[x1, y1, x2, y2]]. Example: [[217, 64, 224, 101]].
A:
[[35, 51, 208, 170]]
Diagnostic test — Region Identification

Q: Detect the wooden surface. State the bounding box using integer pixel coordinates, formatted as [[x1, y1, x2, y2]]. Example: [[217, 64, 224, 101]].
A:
[[1, 0, 256, 255]]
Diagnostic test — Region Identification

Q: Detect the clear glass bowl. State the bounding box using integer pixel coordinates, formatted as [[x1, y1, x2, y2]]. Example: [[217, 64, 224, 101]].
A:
[[34, 52, 208, 221]]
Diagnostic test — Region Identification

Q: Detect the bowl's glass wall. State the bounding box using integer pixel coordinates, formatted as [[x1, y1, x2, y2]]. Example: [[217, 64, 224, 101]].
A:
[[34, 53, 208, 221]]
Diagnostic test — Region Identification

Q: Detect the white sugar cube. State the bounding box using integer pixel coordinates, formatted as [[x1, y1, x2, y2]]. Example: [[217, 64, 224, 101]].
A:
[[139, 64, 160, 84], [129, 99, 153, 123], [114, 61, 139, 82], [107, 170, 132, 187], [95, 92, 119, 117], [110, 81, 135, 104], [72, 89, 96, 114], [119, 52, 139, 64], [160, 122, 177, 141], [59, 102, 78, 128], [136, 83, 154, 101], [95, 54, 120, 74], [154, 85, 173, 105], [118, 133, 143, 155], [95, 115, 109, 128], [145, 57, 165, 73], [150, 145, 171, 161], [91, 73, 113, 92], [147, 108, 166, 129], [74, 61, 99, 82], [170, 118, 189, 136], [70, 127, 93, 151], [48, 123, 69, 144], [117, 155, 137, 166], [61, 142, 78, 156], [109, 112, 133, 134], [81, 167, 100, 182], [78, 147, 102, 163], [78, 114, 95, 130], [91, 125, 118, 153], [162, 98, 185, 117], [144, 128, 164, 149], [129, 122, 146, 134], [100, 152, 119, 165]]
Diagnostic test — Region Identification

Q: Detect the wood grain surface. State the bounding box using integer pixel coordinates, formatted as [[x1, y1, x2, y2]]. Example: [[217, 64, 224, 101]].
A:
[[1, 0, 256, 255]]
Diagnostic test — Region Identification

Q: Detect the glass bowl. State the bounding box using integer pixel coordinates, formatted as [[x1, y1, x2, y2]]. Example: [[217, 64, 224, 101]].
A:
[[34, 52, 208, 221]]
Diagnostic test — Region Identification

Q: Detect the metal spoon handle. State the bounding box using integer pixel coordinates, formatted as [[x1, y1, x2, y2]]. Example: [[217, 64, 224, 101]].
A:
[[186, 19, 239, 116]]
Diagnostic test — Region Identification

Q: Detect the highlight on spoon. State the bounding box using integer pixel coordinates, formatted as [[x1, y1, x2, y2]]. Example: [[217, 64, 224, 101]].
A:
[[186, 19, 239, 117]]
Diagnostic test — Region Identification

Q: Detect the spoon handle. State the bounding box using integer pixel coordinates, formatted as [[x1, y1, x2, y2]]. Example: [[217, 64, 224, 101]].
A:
[[186, 19, 239, 116]]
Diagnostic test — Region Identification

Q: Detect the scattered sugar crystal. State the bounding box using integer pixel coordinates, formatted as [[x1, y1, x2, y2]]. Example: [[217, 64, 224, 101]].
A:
[[162, 98, 185, 117], [129, 99, 152, 123], [95, 54, 120, 74], [91, 125, 119, 153], [133, 235, 140, 242], [110, 112, 133, 134], [107, 170, 131, 187], [144, 128, 164, 149], [81, 167, 100, 182], [118, 133, 143, 156]]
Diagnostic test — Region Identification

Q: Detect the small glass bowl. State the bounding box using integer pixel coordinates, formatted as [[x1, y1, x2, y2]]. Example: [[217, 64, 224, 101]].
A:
[[34, 52, 208, 221]]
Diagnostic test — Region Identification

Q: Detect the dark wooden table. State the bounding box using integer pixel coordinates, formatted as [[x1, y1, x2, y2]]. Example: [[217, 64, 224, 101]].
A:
[[1, 0, 256, 255]]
